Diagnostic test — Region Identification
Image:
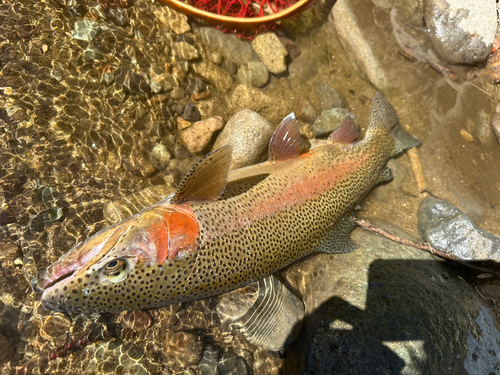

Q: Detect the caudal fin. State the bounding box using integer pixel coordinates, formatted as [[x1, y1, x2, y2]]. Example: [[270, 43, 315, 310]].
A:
[[366, 92, 421, 155]]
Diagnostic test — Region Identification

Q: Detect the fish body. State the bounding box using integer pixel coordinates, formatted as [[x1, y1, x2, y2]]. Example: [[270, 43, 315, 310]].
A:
[[38, 93, 420, 314]]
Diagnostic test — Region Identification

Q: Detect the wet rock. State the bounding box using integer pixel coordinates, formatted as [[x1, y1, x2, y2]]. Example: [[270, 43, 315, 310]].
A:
[[237, 61, 269, 88], [423, 0, 496, 64], [177, 117, 191, 130], [162, 331, 203, 368], [285, 225, 500, 374], [251, 33, 288, 75], [222, 59, 238, 76], [312, 108, 353, 138], [212, 109, 273, 169], [295, 97, 317, 124], [124, 71, 151, 96], [40, 313, 72, 346], [192, 61, 233, 92], [218, 353, 248, 375], [229, 84, 291, 122], [154, 6, 191, 34], [208, 51, 223, 65], [149, 72, 176, 93], [0, 333, 14, 365], [196, 27, 260, 65], [185, 76, 206, 96], [417, 197, 500, 261], [0, 242, 18, 263], [171, 87, 185, 100], [108, 8, 130, 27], [180, 117, 224, 154], [217, 276, 305, 351], [72, 20, 100, 42], [102, 72, 115, 86], [173, 42, 199, 61], [150, 144, 172, 170], [182, 103, 201, 122], [198, 346, 219, 375]]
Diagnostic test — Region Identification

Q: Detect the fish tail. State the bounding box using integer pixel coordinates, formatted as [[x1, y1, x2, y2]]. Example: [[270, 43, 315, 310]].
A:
[[365, 92, 421, 156]]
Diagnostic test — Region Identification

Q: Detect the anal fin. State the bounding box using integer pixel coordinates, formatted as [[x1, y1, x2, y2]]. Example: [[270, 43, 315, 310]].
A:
[[377, 166, 393, 184], [315, 213, 359, 254]]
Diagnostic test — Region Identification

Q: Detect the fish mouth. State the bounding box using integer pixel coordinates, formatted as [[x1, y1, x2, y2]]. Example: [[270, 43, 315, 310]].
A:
[[37, 268, 76, 290]]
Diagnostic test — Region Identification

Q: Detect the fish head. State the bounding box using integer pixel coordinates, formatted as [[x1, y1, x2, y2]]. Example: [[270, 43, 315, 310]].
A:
[[38, 204, 200, 314]]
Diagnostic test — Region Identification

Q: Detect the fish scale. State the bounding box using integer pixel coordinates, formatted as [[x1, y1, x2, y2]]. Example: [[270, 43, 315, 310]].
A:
[[37, 93, 420, 314]]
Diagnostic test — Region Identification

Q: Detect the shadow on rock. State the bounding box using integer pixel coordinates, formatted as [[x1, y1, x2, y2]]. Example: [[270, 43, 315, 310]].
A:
[[284, 258, 500, 375]]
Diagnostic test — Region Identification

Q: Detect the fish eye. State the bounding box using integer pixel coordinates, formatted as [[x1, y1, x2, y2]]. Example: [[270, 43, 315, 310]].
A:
[[101, 258, 129, 283]]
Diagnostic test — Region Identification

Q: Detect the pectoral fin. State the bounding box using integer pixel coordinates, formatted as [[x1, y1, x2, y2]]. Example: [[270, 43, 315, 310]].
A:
[[315, 213, 359, 254], [170, 145, 232, 204]]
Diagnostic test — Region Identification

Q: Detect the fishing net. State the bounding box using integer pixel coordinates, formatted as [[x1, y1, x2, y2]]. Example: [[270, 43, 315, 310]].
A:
[[187, 0, 302, 39]]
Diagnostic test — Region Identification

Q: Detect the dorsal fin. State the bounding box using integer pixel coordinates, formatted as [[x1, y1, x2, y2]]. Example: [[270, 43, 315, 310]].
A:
[[327, 115, 359, 144], [268, 113, 304, 161], [170, 145, 232, 204]]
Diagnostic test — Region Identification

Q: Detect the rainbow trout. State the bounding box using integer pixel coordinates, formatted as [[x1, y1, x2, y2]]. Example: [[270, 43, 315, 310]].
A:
[[38, 93, 420, 314]]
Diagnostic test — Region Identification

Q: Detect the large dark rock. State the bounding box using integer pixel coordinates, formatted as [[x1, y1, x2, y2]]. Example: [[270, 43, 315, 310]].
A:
[[284, 225, 500, 374]]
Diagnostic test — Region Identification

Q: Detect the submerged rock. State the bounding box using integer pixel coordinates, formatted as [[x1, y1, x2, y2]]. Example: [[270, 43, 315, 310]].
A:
[[182, 103, 201, 122], [196, 27, 260, 66], [423, 0, 496, 64], [180, 117, 224, 154], [417, 197, 500, 261], [312, 108, 353, 138], [218, 353, 248, 375], [162, 331, 203, 368], [72, 20, 100, 42], [237, 61, 269, 88], [310, 81, 346, 113], [212, 109, 273, 169], [0, 333, 14, 365], [251, 33, 288, 75], [198, 346, 219, 375], [217, 276, 305, 352]]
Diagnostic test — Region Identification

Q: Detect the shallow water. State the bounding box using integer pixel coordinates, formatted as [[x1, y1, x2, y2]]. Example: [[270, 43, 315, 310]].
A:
[[1, 0, 499, 373]]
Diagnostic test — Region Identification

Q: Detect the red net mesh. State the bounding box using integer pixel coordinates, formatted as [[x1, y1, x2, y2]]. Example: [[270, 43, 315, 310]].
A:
[[188, 0, 300, 39]]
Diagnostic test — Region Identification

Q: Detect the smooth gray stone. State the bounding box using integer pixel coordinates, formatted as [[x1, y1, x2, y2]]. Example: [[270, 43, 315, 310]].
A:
[[417, 197, 500, 260]]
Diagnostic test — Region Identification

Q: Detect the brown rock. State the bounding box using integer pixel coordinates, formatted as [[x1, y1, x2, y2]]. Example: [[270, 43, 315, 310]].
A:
[[179, 117, 224, 154], [153, 7, 190, 35], [0, 242, 19, 262], [40, 313, 72, 346], [162, 331, 203, 368]]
